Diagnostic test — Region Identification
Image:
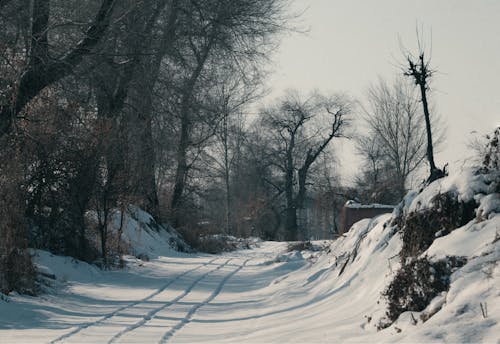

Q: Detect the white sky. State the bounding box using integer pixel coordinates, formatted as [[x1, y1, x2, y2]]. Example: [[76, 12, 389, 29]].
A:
[[264, 0, 500, 184]]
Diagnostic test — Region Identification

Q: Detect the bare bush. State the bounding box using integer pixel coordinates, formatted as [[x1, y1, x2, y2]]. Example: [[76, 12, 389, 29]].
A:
[[483, 127, 500, 172], [399, 192, 476, 262], [176, 222, 238, 254], [381, 256, 466, 327], [287, 241, 313, 252], [21, 93, 99, 262], [196, 236, 239, 254]]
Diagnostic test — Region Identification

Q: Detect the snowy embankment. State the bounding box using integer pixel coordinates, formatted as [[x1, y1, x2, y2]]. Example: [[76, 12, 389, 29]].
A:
[[0, 168, 499, 343], [110, 205, 191, 259]]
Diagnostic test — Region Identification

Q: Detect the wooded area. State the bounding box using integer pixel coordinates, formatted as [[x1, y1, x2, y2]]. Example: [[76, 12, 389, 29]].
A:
[[1, 0, 448, 294]]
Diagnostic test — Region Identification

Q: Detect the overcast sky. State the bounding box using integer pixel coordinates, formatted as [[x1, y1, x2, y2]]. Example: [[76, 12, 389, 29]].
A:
[[264, 0, 500, 184]]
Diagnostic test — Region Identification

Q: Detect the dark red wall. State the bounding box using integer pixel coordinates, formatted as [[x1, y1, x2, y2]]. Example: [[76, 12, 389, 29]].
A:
[[340, 206, 394, 234]]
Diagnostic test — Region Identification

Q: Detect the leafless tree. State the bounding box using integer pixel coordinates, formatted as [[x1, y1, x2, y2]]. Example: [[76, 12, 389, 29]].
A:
[[168, 0, 290, 221], [403, 36, 446, 183], [201, 69, 260, 234], [357, 77, 428, 202], [260, 90, 352, 240]]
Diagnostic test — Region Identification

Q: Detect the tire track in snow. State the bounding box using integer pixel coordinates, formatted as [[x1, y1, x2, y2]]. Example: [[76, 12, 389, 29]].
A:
[[159, 258, 251, 344], [50, 257, 220, 344], [107, 258, 234, 343]]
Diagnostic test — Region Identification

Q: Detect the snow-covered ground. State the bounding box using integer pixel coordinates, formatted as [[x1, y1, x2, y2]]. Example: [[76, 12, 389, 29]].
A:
[[1, 169, 499, 343]]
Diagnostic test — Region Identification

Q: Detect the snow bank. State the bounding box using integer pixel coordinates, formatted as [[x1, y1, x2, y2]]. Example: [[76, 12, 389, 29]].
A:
[[332, 167, 500, 342], [405, 167, 498, 213], [113, 206, 190, 259], [258, 167, 499, 342]]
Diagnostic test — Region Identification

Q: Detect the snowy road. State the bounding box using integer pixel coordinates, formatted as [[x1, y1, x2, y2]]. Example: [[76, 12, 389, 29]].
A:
[[1, 210, 499, 343], [49, 257, 252, 343], [4, 242, 328, 343]]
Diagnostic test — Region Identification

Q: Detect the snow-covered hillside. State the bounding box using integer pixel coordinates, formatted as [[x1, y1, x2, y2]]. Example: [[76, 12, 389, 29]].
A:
[[0, 168, 498, 343], [110, 206, 191, 259]]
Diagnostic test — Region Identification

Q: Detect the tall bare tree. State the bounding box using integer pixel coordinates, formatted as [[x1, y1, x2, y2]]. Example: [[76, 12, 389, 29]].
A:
[[203, 69, 260, 234], [261, 91, 351, 240], [403, 40, 446, 183]]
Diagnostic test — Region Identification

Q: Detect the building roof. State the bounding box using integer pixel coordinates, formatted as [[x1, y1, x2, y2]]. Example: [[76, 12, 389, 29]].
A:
[[344, 200, 395, 209]]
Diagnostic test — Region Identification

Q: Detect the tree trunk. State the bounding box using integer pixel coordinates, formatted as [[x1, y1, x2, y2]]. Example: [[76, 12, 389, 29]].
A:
[[284, 136, 298, 241], [170, 112, 190, 217], [223, 112, 232, 234], [419, 82, 437, 174], [170, 37, 214, 217], [284, 205, 298, 241], [124, 0, 179, 217], [100, 220, 107, 266], [125, 89, 160, 217], [69, 151, 100, 261]]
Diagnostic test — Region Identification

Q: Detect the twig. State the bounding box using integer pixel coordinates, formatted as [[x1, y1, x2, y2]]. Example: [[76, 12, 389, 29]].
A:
[[410, 312, 417, 325], [480, 302, 488, 319]]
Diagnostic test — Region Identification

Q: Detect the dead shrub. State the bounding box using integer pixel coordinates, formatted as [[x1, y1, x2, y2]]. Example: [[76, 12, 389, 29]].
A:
[[21, 95, 100, 262], [0, 247, 37, 295], [175, 221, 239, 254], [85, 207, 131, 268], [287, 241, 313, 252], [400, 192, 476, 262], [483, 127, 499, 171], [171, 204, 234, 254], [177, 224, 212, 252], [167, 235, 192, 253], [196, 235, 238, 254], [381, 256, 466, 326]]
